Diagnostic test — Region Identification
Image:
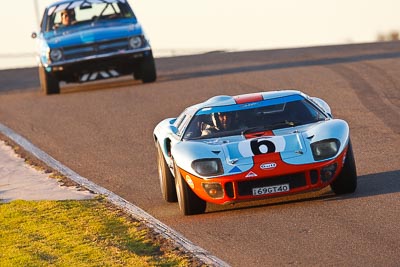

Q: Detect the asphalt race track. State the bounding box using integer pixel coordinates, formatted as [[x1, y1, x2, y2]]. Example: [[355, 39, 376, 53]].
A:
[[1, 42, 399, 266]]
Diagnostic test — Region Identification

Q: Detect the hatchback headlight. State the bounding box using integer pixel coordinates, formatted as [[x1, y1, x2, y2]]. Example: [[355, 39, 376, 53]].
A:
[[49, 49, 63, 62], [129, 36, 143, 49], [311, 139, 340, 161], [192, 159, 223, 176]]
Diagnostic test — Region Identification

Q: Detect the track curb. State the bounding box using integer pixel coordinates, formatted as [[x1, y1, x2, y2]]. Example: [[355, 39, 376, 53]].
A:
[[0, 122, 230, 267]]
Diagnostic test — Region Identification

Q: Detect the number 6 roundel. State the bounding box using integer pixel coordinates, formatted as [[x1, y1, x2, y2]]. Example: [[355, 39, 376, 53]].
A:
[[238, 137, 286, 157]]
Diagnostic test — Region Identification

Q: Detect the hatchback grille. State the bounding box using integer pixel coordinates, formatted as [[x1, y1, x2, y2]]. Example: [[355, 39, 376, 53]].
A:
[[237, 173, 307, 196], [62, 37, 141, 60]]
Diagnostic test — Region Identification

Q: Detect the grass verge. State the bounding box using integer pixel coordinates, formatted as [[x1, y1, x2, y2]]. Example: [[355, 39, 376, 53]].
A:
[[0, 198, 190, 266]]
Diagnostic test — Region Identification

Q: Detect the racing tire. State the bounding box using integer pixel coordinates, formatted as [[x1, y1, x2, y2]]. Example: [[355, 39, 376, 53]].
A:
[[174, 163, 206, 215], [140, 53, 157, 83], [331, 140, 357, 195], [38, 66, 60, 95], [133, 70, 141, 80], [156, 143, 177, 202]]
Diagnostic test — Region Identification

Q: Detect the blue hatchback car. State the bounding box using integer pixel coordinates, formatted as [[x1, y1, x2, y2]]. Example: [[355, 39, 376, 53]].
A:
[[32, 0, 156, 94]]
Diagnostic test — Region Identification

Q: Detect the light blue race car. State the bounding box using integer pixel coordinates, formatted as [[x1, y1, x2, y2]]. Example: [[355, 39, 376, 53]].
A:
[[32, 0, 156, 94], [154, 90, 357, 215]]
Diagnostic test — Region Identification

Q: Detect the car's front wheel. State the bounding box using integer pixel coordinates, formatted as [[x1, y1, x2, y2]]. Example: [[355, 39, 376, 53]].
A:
[[38, 66, 60, 95], [156, 143, 177, 202], [139, 53, 157, 83], [174, 163, 206, 215], [331, 140, 357, 194]]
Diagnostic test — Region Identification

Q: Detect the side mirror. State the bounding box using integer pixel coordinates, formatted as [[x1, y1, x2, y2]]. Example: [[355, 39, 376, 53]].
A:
[[31, 32, 37, 39]]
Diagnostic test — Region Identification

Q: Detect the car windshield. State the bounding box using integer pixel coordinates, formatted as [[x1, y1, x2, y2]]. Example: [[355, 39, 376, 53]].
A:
[[182, 96, 327, 140], [44, 0, 135, 32]]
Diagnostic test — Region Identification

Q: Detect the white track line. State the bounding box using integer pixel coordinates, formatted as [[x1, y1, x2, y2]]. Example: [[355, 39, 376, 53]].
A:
[[0, 122, 230, 267]]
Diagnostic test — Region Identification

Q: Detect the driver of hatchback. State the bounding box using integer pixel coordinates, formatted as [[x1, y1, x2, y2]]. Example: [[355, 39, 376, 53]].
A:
[[60, 9, 76, 26]]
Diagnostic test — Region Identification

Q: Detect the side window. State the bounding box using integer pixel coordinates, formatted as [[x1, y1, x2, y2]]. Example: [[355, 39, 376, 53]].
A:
[[174, 113, 186, 129], [177, 115, 192, 137], [118, 2, 135, 18], [303, 100, 326, 121], [287, 100, 326, 123]]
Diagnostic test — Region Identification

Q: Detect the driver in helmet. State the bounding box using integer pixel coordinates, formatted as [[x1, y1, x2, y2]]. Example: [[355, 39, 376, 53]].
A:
[[201, 112, 233, 136]]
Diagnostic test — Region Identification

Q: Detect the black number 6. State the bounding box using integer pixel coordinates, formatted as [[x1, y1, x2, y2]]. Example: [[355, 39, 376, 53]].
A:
[[250, 138, 276, 155]]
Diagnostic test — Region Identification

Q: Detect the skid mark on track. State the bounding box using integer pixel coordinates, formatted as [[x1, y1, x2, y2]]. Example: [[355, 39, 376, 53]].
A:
[[325, 64, 400, 134], [357, 62, 400, 114]]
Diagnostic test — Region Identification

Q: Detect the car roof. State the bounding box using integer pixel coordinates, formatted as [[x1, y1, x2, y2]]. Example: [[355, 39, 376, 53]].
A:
[[183, 90, 305, 116], [47, 0, 127, 8], [45, 0, 129, 17], [193, 89, 304, 109]]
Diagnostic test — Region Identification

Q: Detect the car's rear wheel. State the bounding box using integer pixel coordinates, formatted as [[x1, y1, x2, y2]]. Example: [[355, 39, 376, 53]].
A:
[[331, 140, 357, 194], [156, 143, 177, 202], [38, 66, 60, 95], [174, 163, 206, 215], [140, 52, 157, 83]]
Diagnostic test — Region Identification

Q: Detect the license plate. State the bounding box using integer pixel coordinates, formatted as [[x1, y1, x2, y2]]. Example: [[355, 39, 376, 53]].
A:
[[252, 184, 290, 196]]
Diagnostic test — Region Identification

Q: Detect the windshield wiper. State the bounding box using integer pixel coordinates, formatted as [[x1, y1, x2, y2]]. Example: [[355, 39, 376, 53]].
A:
[[185, 128, 243, 140], [241, 120, 297, 135]]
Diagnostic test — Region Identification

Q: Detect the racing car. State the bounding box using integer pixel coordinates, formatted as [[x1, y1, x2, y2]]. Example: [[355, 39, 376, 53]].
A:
[[153, 90, 357, 215]]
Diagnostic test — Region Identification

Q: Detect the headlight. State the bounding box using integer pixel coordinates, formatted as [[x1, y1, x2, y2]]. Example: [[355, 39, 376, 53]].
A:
[[311, 139, 340, 161], [129, 36, 143, 49], [49, 49, 63, 62], [191, 159, 223, 176]]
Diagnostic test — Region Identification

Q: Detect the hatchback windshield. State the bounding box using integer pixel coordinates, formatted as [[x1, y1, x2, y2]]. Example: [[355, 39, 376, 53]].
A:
[[44, 0, 135, 31], [183, 97, 327, 140]]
